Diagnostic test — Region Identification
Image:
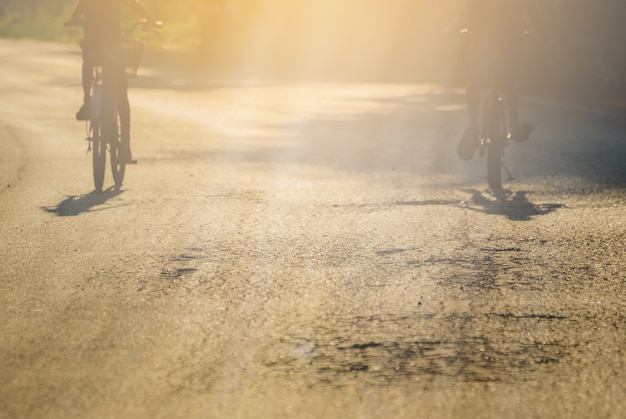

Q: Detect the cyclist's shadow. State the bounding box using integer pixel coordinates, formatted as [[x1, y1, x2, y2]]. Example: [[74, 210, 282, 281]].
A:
[[462, 189, 564, 221], [43, 187, 125, 217]]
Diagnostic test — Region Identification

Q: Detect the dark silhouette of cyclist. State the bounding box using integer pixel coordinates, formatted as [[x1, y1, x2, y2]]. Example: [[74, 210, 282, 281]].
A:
[[451, 0, 540, 161], [66, 0, 157, 163]]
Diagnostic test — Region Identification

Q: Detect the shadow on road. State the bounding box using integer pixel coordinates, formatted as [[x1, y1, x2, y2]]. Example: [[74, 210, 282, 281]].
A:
[[42, 187, 125, 217], [396, 190, 564, 221], [461, 189, 565, 221]]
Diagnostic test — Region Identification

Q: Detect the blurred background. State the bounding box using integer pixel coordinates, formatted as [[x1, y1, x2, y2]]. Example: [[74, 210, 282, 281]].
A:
[[1, 0, 625, 105]]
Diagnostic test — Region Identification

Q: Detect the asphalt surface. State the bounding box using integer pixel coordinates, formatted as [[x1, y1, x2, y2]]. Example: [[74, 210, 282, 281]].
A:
[[1, 39, 625, 418]]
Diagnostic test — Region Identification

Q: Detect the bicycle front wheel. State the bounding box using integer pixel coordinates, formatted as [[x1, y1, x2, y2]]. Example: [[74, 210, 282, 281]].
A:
[[91, 123, 106, 192], [102, 98, 125, 188], [110, 137, 126, 187], [486, 101, 505, 192]]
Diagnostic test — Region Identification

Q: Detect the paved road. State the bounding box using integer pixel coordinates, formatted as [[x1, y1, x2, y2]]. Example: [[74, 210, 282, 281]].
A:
[[1, 39, 625, 418]]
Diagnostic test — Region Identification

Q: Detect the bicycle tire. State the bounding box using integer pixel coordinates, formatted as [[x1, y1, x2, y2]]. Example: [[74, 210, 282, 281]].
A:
[[109, 115, 125, 187], [486, 99, 505, 192], [110, 143, 126, 187], [99, 82, 125, 189], [90, 83, 106, 192], [92, 124, 106, 192]]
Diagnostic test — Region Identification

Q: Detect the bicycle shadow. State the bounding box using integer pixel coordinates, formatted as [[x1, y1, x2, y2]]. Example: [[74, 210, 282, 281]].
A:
[[43, 187, 126, 217], [461, 189, 565, 221]]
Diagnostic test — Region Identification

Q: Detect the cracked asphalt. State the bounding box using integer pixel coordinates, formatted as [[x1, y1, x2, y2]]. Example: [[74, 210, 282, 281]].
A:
[[1, 39, 625, 418]]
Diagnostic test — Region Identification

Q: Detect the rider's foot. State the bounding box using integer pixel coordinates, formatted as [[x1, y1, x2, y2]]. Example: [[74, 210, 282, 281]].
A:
[[457, 124, 479, 161], [76, 103, 90, 121], [510, 123, 534, 143]]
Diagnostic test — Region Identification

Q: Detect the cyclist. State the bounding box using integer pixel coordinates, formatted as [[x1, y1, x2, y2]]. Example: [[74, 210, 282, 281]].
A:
[[451, 0, 540, 161], [66, 0, 158, 163]]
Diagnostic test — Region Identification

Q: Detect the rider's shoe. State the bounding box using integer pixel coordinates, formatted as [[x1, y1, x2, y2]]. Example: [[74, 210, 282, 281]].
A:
[[510, 123, 534, 143], [457, 124, 479, 161], [76, 103, 90, 121]]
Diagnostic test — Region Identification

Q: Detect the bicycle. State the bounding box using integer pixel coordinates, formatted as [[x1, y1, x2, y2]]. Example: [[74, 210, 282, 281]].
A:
[[66, 19, 159, 192], [454, 24, 534, 198]]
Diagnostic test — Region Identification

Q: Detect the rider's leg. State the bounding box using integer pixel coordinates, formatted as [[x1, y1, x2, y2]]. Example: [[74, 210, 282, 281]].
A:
[[114, 64, 133, 162], [503, 85, 520, 128], [118, 93, 132, 161], [505, 92, 533, 142], [82, 58, 92, 104], [502, 42, 533, 142], [502, 78, 533, 143], [117, 81, 130, 141]]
